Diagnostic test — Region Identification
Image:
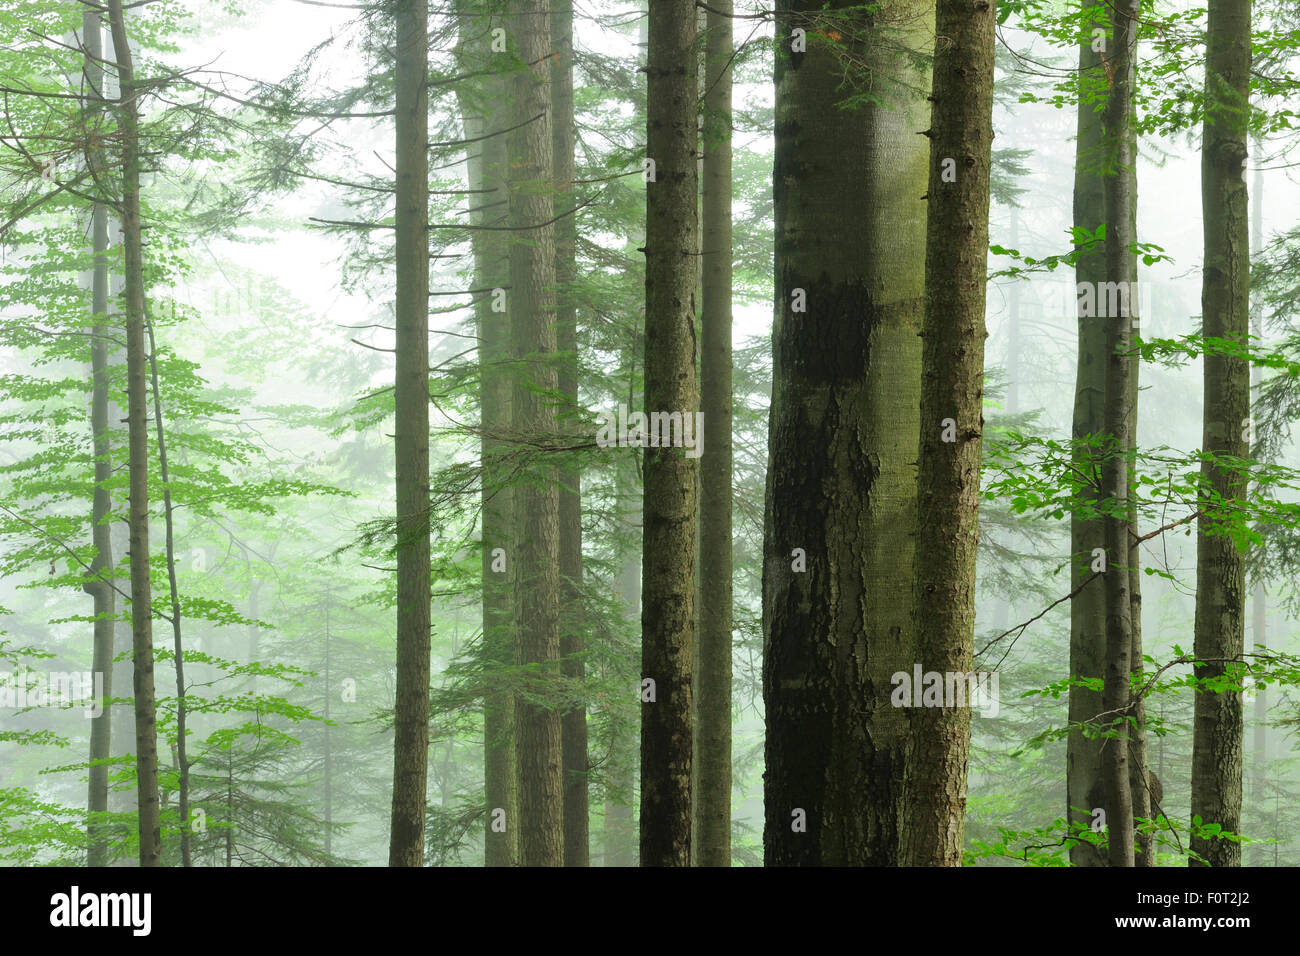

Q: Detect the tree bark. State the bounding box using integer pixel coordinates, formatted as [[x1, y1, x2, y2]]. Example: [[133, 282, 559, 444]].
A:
[[1067, 0, 1109, 868], [508, 0, 563, 867], [456, 4, 518, 869], [640, 0, 698, 868], [763, 0, 930, 866], [145, 319, 190, 866], [897, 0, 995, 867], [693, 0, 733, 869], [1191, 0, 1250, 870], [105, 0, 161, 869], [81, 7, 115, 869], [388, 0, 431, 868], [1098, 0, 1140, 868], [551, 0, 588, 867]]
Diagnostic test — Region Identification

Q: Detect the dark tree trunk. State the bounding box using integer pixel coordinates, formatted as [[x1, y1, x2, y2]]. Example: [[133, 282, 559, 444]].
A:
[[639, 0, 698, 868], [898, 0, 995, 867], [388, 0, 432, 867], [1191, 0, 1250, 870], [763, 0, 930, 866]]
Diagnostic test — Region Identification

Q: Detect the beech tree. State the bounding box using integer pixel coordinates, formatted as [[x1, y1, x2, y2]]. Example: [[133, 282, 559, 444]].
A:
[[1191, 0, 1251, 870]]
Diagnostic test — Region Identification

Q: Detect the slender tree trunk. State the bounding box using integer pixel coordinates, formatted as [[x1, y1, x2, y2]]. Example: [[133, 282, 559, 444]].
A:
[[605, 464, 641, 867], [1191, 0, 1250, 870], [1248, 132, 1266, 866], [693, 0, 733, 869], [81, 8, 115, 869], [639, 0, 698, 868], [1067, 0, 1110, 868], [105, 0, 160, 869], [1127, 114, 1151, 865], [764, 0, 930, 866], [1097, 0, 1140, 869], [456, 4, 518, 868], [388, 0, 431, 867], [145, 320, 190, 866], [508, 0, 563, 867], [551, 0, 588, 867], [476, 142, 518, 868], [324, 603, 333, 858], [897, 0, 995, 868]]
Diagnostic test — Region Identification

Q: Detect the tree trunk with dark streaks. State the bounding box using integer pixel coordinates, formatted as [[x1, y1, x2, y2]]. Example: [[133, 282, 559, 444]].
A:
[[897, 0, 995, 868], [764, 0, 930, 867], [640, 0, 698, 868], [1191, 0, 1250, 870]]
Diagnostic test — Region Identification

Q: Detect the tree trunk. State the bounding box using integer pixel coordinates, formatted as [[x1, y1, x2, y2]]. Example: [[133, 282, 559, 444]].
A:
[[388, 0, 431, 867], [605, 464, 641, 867], [105, 0, 160, 869], [509, 0, 563, 867], [1067, 0, 1109, 868], [1191, 0, 1250, 870], [1097, 0, 1140, 869], [146, 319, 190, 866], [551, 0, 588, 868], [763, 0, 930, 866], [81, 7, 115, 869], [639, 0, 698, 868], [897, 0, 995, 867], [693, 0, 733, 869], [455, 4, 518, 868], [1248, 132, 1266, 866]]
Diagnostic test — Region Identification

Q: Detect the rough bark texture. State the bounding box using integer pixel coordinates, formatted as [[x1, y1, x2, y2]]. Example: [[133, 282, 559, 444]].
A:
[[693, 0, 733, 869], [1067, 0, 1109, 868], [509, 0, 563, 868], [551, 0, 588, 867], [897, 0, 994, 867], [1191, 0, 1250, 870], [81, 8, 115, 869], [457, 4, 518, 870], [106, 0, 160, 868], [763, 0, 931, 867], [640, 0, 698, 868], [388, 0, 431, 867]]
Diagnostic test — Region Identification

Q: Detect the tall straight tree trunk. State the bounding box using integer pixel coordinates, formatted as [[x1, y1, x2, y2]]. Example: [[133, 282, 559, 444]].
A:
[[1127, 111, 1151, 867], [1067, 0, 1110, 868], [81, 8, 115, 869], [145, 321, 190, 866], [693, 0, 733, 869], [456, 4, 518, 869], [764, 0, 930, 866], [897, 0, 995, 867], [551, 0, 588, 867], [1191, 0, 1250, 870], [605, 462, 641, 867], [640, 0, 698, 868], [1248, 133, 1266, 866], [105, 0, 160, 868], [388, 0, 431, 867], [508, 0, 563, 867], [457, 42, 517, 868], [1097, 0, 1140, 868]]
